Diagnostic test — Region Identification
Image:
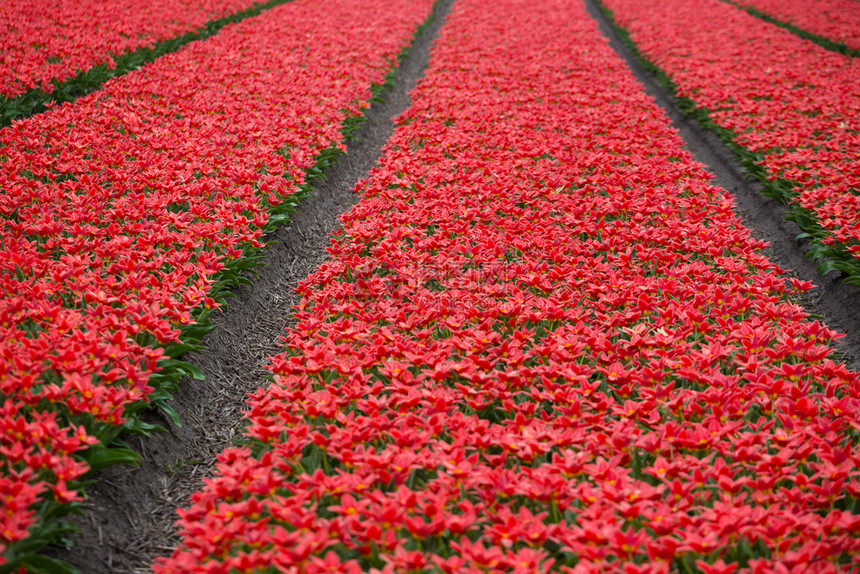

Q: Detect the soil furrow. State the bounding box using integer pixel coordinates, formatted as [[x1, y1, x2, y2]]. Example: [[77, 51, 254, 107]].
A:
[[45, 0, 454, 571], [583, 0, 860, 371]]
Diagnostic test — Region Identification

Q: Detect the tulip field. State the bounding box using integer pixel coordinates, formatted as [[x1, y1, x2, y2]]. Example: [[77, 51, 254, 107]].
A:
[[1, 0, 859, 572], [599, 0, 860, 285], [0, 0, 268, 98], [0, 0, 435, 570], [725, 0, 860, 53]]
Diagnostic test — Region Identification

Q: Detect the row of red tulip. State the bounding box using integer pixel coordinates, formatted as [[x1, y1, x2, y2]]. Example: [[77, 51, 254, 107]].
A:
[[0, 0, 435, 570], [0, 0, 266, 98], [727, 0, 860, 51], [156, 0, 860, 571], [600, 0, 860, 285]]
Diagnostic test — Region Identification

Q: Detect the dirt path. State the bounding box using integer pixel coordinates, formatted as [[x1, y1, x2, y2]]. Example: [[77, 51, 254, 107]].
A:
[[583, 0, 860, 371], [46, 1, 454, 571]]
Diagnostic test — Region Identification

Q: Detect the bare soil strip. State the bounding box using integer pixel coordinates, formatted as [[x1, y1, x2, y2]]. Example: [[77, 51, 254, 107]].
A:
[[583, 0, 860, 371], [45, 1, 454, 571]]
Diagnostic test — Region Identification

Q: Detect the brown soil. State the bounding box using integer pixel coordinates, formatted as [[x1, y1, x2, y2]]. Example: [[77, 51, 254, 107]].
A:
[[44, 0, 454, 571]]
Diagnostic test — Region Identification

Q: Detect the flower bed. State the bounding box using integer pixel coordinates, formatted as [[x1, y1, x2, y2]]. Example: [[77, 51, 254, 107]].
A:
[[598, 0, 860, 285], [727, 0, 860, 53], [0, 0, 435, 570], [0, 0, 267, 98], [157, 0, 860, 571]]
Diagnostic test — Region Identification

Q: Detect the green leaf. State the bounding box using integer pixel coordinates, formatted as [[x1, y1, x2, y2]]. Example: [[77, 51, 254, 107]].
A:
[[22, 555, 79, 574], [153, 399, 182, 428], [181, 362, 205, 380], [80, 447, 141, 473], [122, 417, 166, 436], [818, 260, 838, 275]]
